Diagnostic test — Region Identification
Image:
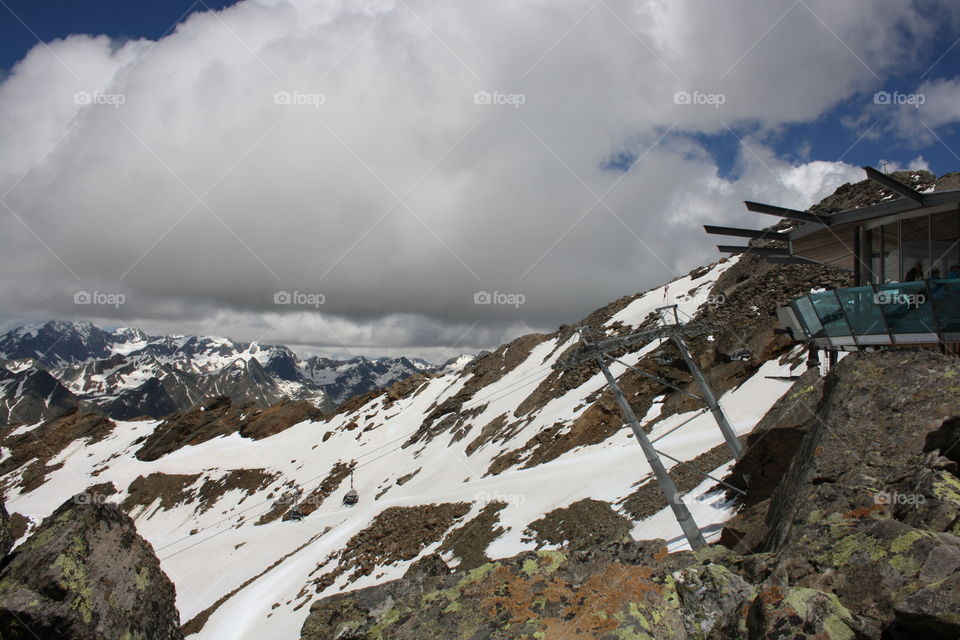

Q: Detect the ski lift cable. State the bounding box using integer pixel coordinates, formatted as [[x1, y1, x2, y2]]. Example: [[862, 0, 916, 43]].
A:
[[652, 446, 747, 496], [649, 408, 710, 444], [603, 354, 703, 402], [354, 373, 552, 471], [675, 306, 753, 354], [350, 365, 556, 463], [157, 368, 556, 553]]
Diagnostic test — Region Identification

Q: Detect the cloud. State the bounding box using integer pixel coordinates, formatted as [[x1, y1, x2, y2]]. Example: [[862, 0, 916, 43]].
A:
[[0, 0, 953, 358], [872, 77, 960, 145]]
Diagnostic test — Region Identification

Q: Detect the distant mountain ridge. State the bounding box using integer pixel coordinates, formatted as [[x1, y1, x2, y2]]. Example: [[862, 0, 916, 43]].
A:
[[0, 320, 446, 424]]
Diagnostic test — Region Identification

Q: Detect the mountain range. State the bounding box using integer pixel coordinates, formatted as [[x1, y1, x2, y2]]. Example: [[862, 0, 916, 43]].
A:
[[0, 320, 443, 424]]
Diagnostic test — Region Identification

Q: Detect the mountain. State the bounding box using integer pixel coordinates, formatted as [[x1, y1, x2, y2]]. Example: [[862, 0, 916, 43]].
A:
[[300, 355, 432, 406], [0, 365, 86, 425], [0, 323, 443, 423], [0, 320, 118, 368], [2, 172, 958, 638]]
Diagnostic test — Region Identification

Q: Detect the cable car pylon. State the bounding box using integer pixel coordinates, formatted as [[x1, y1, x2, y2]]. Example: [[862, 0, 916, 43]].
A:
[[555, 305, 743, 551]]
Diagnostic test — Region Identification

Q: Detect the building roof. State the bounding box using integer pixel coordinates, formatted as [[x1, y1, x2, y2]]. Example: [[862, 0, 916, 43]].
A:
[[706, 167, 960, 271]]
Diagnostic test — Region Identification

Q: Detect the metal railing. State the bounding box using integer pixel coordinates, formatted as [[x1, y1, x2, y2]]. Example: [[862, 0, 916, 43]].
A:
[[778, 279, 960, 349]]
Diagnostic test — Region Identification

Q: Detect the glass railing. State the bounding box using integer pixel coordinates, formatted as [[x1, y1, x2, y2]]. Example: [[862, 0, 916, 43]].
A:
[[784, 279, 960, 348]]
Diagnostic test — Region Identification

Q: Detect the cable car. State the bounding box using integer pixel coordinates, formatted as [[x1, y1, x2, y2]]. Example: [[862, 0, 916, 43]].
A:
[[342, 469, 359, 506]]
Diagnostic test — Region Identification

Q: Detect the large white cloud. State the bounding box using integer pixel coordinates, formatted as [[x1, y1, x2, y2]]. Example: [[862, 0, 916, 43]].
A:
[[0, 0, 953, 358]]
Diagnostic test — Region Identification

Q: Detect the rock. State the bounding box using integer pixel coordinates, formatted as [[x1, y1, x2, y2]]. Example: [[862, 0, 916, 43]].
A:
[[935, 171, 960, 191], [0, 499, 183, 640], [747, 584, 856, 639], [301, 548, 691, 640], [402, 553, 451, 579], [892, 569, 960, 637], [0, 500, 12, 560], [675, 562, 753, 639], [524, 497, 633, 551], [763, 351, 960, 553]]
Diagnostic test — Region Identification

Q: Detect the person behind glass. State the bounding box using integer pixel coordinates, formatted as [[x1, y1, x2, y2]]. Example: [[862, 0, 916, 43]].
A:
[[905, 261, 924, 281], [948, 265, 960, 279]]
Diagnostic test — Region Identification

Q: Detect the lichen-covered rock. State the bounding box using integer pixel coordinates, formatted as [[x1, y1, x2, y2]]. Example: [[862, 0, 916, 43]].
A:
[[674, 562, 752, 639], [746, 584, 855, 639], [302, 547, 692, 640], [0, 498, 182, 640], [892, 569, 960, 637]]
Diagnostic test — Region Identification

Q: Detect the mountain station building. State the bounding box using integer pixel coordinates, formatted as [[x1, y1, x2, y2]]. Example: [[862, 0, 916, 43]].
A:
[[706, 167, 960, 352]]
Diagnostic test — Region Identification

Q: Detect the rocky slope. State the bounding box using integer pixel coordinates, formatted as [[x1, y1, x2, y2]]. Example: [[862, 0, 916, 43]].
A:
[[299, 351, 960, 639]]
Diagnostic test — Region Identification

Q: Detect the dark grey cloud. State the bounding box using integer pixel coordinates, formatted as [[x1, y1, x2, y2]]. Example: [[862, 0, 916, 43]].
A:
[[0, 0, 952, 359]]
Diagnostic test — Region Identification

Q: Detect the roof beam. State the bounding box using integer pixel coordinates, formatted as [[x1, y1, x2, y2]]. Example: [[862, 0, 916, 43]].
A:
[[765, 256, 823, 265], [703, 225, 789, 240], [744, 201, 830, 225], [718, 245, 791, 255], [863, 166, 925, 205]]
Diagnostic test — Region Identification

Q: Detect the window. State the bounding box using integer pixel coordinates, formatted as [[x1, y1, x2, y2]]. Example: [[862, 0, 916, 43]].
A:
[[900, 215, 929, 281], [882, 222, 900, 282], [930, 211, 960, 279]]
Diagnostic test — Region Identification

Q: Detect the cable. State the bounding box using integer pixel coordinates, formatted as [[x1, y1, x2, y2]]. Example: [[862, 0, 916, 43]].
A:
[[155, 364, 556, 555]]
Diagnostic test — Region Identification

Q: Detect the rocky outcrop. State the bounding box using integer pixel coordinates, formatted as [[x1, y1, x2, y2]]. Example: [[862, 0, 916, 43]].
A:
[[810, 169, 935, 214], [0, 409, 115, 494], [134, 395, 324, 461], [0, 500, 13, 560], [0, 499, 182, 640], [300, 350, 960, 639]]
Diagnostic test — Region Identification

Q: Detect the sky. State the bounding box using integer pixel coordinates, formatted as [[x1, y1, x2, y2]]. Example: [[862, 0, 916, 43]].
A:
[[1, 0, 959, 362]]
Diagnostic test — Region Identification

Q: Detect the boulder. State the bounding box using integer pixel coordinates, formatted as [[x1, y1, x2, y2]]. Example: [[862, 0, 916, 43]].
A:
[[746, 584, 855, 639], [0, 498, 183, 640]]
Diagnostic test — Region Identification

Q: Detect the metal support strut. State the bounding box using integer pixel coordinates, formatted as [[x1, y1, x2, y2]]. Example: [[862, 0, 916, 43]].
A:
[[594, 354, 707, 550], [673, 333, 743, 460]]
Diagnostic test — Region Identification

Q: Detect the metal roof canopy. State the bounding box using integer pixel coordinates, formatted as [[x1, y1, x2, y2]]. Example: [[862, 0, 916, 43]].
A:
[[705, 166, 960, 268]]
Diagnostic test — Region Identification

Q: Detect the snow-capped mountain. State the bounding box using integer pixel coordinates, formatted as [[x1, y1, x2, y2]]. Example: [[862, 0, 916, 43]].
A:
[[0, 323, 440, 423]]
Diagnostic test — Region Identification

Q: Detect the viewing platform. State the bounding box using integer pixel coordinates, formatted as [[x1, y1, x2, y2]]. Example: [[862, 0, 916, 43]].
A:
[[777, 280, 960, 350]]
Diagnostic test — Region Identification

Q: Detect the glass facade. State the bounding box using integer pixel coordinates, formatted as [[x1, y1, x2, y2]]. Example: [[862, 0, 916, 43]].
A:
[[864, 210, 960, 283], [785, 279, 960, 348]]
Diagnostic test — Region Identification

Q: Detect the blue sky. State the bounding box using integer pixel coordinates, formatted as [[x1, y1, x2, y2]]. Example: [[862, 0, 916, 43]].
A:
[[0, 1, 243, 74]]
